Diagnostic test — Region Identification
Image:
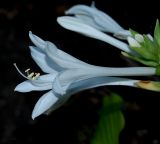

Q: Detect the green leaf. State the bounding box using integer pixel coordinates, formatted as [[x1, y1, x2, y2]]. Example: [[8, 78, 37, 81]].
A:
[[121, 51, 158, 67], [154, 19, 160, 47], [153, 20, 160, 63], [91, 93, 125, 144]]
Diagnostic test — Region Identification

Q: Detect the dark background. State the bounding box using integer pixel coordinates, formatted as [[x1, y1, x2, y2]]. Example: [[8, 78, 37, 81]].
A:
[[0, 0, 160, 144]]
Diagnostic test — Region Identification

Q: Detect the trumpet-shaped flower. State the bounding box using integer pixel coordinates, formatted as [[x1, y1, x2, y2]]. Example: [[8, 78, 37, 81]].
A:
[[57, 16, 133, 54], [15, 32, 157, 119], [65, 2, 123, 33], [57, 2, 133, 54], [65, 2, 130, 39]]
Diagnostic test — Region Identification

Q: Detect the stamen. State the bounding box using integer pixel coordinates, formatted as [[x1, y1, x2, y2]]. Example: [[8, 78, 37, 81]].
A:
[[25, 68, 30, 72], [32, 73, 40, 80], [13, 63, 40, 80], [27, 72, 34, 78], [25, 68, 30, 75]]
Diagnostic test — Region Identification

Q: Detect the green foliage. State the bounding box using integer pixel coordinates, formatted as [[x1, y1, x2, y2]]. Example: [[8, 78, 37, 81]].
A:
[[91, 93, 125, 144], [123, 20, 160, 75], [154, 19, 160, 47]]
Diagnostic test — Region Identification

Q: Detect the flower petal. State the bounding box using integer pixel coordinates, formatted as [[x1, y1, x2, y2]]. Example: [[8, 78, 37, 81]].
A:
[[65, 4, 124, 33], [29, 31, 46, 51], [57, 16, 132, 53], [45, 93, 71, 115], [69, 76, 160, 93], [38, 73, 58, 81], [68, 76, 139, 95], [114, 30, 131, 40], [30, 46, 59, 73], [75, 14, 106, 31], [52, 76, 73, 95], [14, 80, 52, 92], [32, 91, 58, 119], [45, 41, 91, 68]]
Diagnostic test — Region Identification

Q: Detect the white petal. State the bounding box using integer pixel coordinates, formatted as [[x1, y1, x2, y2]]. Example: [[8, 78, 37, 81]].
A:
[[75, 14, 106, 31], [52, 76, 73, 95], [58, 69, 90, 84], [68, 76, 139, 95], [14, 73, 57, 92], [31, 73, 60, 87], [32, 91, 58, 119], [30, 46, 58, 73], [29, 31, 46, 51], [57, 16, 132, 53], [38, 73, 58, 81], [114, 30, 131, 40], [46, 41, 87, 64], [56, 66, 155, 91], [14, 80, 52, 92], [45, 41, 91, 68], [45, 93, 71, 115], [65, 5, 124, 33], [127, 37, 141, 47]]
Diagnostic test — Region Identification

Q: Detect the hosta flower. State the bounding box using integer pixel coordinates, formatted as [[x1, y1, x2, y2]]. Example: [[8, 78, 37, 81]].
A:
[[57, 16, 132, 54], [57, 2, 133, 54], [15, 32, 156, 119], [65, 2, 130, 39], [65, 2, 122, 33]]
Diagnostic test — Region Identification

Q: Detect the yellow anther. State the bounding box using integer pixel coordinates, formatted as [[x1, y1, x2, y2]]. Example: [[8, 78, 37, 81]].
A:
[[24, 67, 40, 80], [25, 68, 31, 76], [27, 72, 34, 78], [32, 73, 40, 80], [35, 73, 40, 77]]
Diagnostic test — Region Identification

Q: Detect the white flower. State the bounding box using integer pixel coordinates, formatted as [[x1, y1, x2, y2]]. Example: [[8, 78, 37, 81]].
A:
[[65, 2, 124, 34], [57, 16, 133, 54], [65, 2, 131, 38], [14, 32, 156, 119], [58, 2, 148, 55]]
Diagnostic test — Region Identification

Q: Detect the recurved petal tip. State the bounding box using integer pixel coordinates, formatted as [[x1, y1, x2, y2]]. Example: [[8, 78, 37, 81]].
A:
[[31, 91, 58, 119], [29, 31, 46, 50], [14, 81, 33, 92]]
